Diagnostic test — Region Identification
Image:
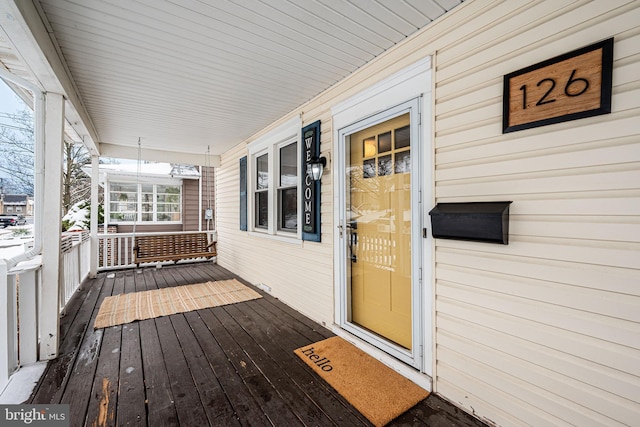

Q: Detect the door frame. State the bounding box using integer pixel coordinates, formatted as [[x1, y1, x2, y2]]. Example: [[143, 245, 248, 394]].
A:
[[338, 100, 422, 368], [331, 57, 433, 375]]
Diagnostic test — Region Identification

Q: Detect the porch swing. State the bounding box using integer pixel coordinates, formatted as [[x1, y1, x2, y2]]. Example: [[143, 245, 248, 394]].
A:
[[132, 140, 217, 267]]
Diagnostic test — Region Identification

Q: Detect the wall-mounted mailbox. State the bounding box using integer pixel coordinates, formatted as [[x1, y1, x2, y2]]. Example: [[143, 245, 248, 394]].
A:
[[429, 202, 512, 244]]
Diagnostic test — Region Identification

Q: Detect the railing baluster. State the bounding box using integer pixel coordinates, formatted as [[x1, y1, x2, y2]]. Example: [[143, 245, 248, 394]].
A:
[[110, 237, 115, 268], [0, 261, 14, 390], [18, 269, 38, 365]]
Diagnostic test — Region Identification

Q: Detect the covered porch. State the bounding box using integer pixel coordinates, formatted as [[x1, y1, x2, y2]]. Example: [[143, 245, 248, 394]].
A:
[[0, 0, 465, 404], [2, 1, 638, 426], [26, 262, 484, 427]]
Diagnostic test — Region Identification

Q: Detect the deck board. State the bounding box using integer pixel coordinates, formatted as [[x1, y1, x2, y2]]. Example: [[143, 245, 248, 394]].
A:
[[204, 307, 303, 425], [84, 325, 120, 426], [224, 302, 369, 426], [139, 319, 179, 426], [155, 315, 212, 426], [31, 275, 106, 404], [117, 322, 146, 426], [184, 309, 268, 426], [28, 262, 488, 427]]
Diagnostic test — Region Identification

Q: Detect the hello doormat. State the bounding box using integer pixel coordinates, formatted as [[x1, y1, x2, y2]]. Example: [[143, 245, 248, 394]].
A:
[[294, 336, 429, 426], [94, 279, 261, 329]]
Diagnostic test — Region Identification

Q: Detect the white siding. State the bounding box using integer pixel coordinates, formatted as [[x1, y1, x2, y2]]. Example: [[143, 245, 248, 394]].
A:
[[216, 111, 335, 326], [216, 0, 640, 425], [429, 1, 640, 426]]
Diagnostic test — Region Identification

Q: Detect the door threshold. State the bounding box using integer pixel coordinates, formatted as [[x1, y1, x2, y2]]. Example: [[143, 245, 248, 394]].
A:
[[330, 326, 432, 392]]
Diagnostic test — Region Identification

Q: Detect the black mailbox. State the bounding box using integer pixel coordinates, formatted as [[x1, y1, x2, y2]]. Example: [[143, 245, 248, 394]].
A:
[[429, 202, 512, 244]]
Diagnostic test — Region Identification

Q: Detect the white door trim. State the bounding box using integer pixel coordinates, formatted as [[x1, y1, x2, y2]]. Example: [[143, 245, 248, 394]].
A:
[[331, 57, 433, 375]]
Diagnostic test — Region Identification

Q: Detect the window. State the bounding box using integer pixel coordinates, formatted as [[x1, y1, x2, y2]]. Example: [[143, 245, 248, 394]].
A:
[[110, 183, 137, 222], [108, 182, 181, 223], [156, 185, 181, 221], [279, 142, 297, 231], [361, 118, 411, 178], [247, 116, 300, 238], [255, 153, 269, 229]]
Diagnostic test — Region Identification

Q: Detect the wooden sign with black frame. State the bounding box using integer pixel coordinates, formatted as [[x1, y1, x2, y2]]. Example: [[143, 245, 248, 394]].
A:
[[503, 38, 613, 133], [301, 120, 321, 242]]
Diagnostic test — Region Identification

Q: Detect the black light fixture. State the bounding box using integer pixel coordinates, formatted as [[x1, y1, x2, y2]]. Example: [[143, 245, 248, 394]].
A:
[[306, 156, 326, 181]]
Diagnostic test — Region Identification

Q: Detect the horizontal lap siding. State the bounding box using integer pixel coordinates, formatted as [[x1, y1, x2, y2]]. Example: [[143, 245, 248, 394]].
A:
[[216, 115, 334, 325], [200, 166, 215, 231], [431, 1, 640, 426], [182, 178, 199, 231], [216, 0, 640, 425]]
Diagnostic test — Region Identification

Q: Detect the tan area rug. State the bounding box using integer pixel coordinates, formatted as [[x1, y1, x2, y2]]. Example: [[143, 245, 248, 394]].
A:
[[94, 279, 261, 329], [294, 336, 429, 426]]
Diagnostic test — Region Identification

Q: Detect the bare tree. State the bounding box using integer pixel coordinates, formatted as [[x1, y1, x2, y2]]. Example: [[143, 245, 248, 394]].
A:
[[0, 109, 34, 195], [1, 109, 92, 215], [63, 141, 91, 213]]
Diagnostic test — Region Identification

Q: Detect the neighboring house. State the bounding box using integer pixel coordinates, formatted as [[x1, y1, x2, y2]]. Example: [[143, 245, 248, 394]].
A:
[[1, 194, 33, 216], [84, 162, 215, 233]]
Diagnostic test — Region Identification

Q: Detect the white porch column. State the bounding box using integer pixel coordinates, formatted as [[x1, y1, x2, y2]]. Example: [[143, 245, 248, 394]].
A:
[[89, 155, 99, 278], [39, 92, 65, 360]]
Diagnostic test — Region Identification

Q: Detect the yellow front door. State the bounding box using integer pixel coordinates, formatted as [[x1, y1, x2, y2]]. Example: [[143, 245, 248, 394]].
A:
[[348, 113, 412, 349]]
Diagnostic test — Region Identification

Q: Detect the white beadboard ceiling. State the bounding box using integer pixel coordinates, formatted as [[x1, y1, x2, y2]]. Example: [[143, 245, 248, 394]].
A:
[[3, 0, 462, 159]]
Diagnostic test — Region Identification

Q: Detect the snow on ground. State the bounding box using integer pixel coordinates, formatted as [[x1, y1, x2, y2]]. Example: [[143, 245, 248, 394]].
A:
[[0, 223, 41, 403], [0, 224, 34, 260], [0, 362, 47, 403]]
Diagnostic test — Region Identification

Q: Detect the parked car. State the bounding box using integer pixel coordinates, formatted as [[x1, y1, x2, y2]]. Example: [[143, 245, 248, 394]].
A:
[[0, 214, 27, 227]]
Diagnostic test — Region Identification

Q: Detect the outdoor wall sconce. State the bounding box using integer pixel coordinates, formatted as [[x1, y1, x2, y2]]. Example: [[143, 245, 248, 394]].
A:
[[306, 156, 327, 181]]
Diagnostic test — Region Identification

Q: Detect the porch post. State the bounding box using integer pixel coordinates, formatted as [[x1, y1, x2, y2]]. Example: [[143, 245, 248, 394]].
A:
[[89, 155, 99, 278], [39, 92, 65, 360]]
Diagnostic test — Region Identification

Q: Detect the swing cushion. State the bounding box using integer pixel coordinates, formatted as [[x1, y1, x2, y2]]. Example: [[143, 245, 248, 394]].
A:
[[133, 232, 217, 266]]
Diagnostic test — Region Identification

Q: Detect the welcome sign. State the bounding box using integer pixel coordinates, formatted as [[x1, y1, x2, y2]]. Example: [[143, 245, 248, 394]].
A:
[[301, 120, 321, 242]]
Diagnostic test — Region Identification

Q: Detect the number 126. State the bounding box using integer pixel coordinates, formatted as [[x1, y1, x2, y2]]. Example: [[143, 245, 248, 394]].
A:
[[519, 69, 589, 110]]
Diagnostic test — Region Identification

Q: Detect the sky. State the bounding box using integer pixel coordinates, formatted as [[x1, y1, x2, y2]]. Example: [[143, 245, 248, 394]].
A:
[[0, 78, 25, 116], [0, 78, 30, 189]]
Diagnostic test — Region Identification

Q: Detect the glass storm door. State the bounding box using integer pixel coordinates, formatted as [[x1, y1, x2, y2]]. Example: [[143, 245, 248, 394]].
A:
[[346, 112, 414, 351]]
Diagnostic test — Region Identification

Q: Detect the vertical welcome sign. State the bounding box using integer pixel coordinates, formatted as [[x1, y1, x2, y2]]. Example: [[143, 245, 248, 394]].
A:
[[301, 120, 321, 242]]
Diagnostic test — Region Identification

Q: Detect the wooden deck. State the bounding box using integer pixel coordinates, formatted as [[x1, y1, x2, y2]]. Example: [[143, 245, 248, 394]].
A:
[[28, 262, 487, 427]]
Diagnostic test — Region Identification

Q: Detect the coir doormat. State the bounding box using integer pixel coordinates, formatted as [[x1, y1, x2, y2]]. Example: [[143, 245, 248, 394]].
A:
[[94, 279, 261, 329], [294, 336, 429, 426]]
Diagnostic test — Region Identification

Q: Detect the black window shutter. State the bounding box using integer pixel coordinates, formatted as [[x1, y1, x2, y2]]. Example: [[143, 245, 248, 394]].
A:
[[239, 156, 247, 231]]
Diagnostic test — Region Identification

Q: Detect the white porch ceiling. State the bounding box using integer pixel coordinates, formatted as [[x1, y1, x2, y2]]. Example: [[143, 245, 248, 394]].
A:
[[1, 0, 463, 161]]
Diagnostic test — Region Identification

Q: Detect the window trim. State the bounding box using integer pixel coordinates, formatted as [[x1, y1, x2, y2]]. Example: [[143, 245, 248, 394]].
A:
[[253, 150, 269, 230], [247, 116, 301, 239], [276, 139, 298, 233]]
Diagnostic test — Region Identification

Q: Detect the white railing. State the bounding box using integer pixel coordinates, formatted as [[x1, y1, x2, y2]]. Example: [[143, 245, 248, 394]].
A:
[[2, 229, 216, 391], [1, 230, 91, 393], [98, 230, 218, 271], [0, 258, 41, 393], [60, 231, 91, 311]]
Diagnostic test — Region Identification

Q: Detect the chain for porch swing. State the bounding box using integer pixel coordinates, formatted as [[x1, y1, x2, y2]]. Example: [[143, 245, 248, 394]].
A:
[[204, 145, 213, 230], [132, 137, 141, 267]]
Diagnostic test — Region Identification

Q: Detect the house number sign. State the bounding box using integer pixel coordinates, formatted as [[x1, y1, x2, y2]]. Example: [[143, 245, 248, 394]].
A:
[[503, 38, 613, 133]]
